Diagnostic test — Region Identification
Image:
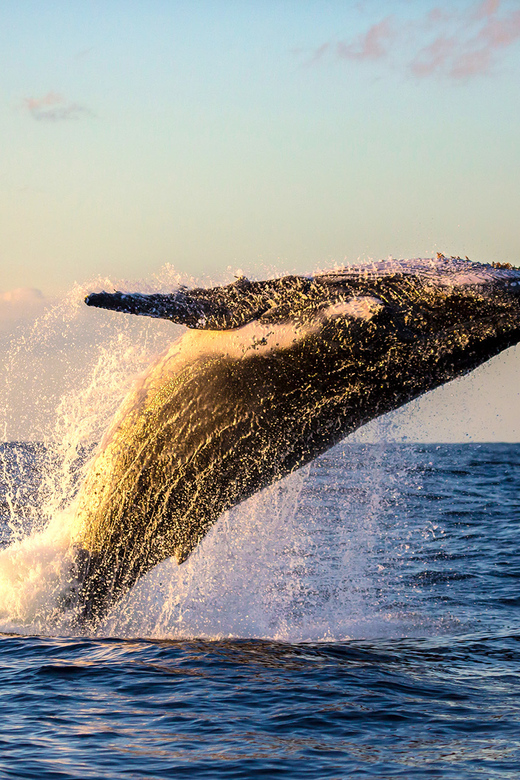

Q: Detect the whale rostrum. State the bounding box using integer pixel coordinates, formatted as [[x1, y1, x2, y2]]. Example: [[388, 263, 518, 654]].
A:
[[71, 256, 520, 625]]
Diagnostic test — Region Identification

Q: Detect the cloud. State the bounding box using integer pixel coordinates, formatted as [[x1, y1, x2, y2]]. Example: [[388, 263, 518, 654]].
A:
[[304, 41, 331, 66], [310, 0, 520, 81], [23, 92, 91, 121], [0, 288, 46, 333], [411, 0, 520, 79], [474, 0, 501, 20], [337, 17, 395, 61]]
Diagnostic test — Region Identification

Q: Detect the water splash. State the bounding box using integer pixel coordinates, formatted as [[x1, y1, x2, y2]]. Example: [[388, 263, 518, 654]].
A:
[[103, 452, 384, 642], [0, 269, 179, 632], [0, 508, 75, 632], [0, 268, 441, 640]]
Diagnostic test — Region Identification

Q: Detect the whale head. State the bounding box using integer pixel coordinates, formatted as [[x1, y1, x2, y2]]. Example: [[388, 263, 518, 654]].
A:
[[86, 254, 520, 395], [85, 254, 520, 340]]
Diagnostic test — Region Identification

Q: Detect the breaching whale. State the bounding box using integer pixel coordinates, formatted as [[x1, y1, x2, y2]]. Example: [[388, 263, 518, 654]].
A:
[[69, 255, 520, 626]]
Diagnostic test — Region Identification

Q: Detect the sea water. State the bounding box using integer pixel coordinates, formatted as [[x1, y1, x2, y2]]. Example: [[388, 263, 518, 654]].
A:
[[1, 280, 520, 778], [1, 442, 519, 779]]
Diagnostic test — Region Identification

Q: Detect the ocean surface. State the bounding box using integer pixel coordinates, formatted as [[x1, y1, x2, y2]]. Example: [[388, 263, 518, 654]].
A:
[[1, 441, 519, 779]]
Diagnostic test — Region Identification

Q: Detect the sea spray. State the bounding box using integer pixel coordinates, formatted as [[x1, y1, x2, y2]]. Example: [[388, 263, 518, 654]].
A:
[[98, 446, 391, 642], [0, 508, 75, 631], [0, 437, 400, 639], [0, 269, 180, 631], [0, 267, 436, 639]]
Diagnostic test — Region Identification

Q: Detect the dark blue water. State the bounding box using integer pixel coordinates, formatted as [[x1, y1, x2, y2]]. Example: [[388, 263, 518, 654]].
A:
[[1, 442, 520, 779]]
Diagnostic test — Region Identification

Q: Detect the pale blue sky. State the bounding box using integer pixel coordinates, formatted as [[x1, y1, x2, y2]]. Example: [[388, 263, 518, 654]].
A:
[[1, 0, 520, 440], [2, 0, 519, 295]]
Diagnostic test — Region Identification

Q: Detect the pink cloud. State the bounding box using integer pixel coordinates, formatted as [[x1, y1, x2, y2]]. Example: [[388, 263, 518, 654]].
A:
[[310, 0, 520, 81], [414, 2, 520, 79], [449, 47, 493, 78], [427, 8, 452, 25], [304, 41, 331, 66], [0, 288, 46, 333], [23, 92, 91, 121], [337, 17, 395, 61], [473, 0, 501, 21], [479, 7, 520, 47], [0, 288, 44, 305], [410, 34, 457, 77], [416, 0, 520, 79]]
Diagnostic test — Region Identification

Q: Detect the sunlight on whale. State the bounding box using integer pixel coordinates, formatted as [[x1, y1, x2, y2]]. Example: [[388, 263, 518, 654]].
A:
[[62, 255, 520, 628]]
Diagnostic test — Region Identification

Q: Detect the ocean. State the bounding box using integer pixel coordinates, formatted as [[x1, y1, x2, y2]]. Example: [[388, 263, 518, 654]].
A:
[[1, 441, 519, 779]]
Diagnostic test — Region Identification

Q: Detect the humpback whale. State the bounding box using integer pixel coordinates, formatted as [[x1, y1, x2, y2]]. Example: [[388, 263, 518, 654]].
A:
[[70, 256, 520, 626]]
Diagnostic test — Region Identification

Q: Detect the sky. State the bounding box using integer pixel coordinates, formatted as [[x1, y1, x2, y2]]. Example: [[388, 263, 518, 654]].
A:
[[1, 0, 520, 440]]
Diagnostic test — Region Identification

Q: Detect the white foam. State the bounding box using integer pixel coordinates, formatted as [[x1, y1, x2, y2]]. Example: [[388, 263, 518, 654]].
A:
[[0, 509, 75, 631], [316, 256, 520, 289]]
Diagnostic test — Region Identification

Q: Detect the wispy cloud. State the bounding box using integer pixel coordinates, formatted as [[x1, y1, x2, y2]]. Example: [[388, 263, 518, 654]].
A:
[[309, 0, 520, 80], [337, 17, 395, 61], [411, 0, 520, 78], [23, 92, 91, 121], [0, 288, 46, 333]]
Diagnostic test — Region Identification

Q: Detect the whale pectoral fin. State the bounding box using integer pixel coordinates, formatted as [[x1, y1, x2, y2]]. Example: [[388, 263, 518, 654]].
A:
[[84, 277, 276, 330]]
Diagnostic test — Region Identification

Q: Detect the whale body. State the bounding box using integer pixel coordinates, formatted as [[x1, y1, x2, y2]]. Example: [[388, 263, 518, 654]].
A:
[[70, 256, 520, 625]]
